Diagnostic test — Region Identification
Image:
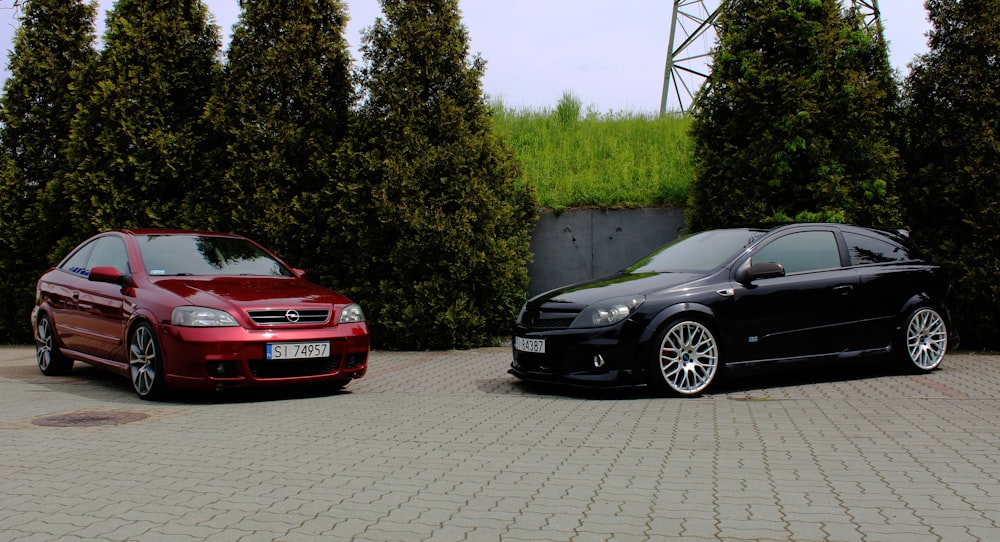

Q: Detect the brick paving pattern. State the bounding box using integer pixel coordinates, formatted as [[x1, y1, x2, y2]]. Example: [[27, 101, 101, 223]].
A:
[[1, 345, 998, 541]]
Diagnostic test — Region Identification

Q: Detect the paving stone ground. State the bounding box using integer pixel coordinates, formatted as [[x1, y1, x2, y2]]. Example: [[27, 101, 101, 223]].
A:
[[1, 345, 999, 541]]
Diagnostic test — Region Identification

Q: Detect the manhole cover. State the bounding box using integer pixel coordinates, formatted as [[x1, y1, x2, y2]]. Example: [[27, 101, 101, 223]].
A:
[[32, 410, 149, 427]]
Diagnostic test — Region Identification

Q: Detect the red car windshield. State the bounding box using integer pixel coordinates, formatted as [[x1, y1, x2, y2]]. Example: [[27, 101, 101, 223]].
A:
[[136, 234, 294, 277]]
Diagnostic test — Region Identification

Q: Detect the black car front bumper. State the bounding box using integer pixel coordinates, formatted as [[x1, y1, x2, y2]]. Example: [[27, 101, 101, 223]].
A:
[[509, 323, 648, 388]]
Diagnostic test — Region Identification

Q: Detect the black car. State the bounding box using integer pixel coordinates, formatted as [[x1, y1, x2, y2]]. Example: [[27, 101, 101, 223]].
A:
[[511, 223, 958, 396]]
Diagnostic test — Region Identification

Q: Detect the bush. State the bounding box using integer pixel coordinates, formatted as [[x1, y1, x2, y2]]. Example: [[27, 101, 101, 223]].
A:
[[686, 0, 902, 231], [902, 0, 1000, 349]]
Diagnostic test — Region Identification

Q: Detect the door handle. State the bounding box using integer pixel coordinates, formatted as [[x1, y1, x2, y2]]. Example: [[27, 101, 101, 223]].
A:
[[832, 285, 853, 295]]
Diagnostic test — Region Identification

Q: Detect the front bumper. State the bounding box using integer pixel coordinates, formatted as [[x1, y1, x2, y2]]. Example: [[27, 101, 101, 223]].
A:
[[156, 322, 370, 390], [509, 323, 646, 388]]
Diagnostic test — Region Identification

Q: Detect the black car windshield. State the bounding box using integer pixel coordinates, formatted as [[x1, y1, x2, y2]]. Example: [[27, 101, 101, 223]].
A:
[[137, 235, 294, 277], [627, 229, 763, 273]]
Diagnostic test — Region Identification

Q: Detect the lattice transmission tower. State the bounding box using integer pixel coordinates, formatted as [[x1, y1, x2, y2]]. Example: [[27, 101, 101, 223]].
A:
[[660, 0, 882, 116]]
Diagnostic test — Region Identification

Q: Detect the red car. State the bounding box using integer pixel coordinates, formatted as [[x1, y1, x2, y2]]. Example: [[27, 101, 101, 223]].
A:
[[31, 230, 369, 399]]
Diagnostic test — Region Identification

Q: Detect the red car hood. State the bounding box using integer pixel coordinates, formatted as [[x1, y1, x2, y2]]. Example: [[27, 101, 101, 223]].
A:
[[151, 276, 352, 310]]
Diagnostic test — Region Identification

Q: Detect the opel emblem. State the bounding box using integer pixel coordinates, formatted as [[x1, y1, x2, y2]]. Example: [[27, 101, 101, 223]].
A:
[[285, 310, 300, 323]]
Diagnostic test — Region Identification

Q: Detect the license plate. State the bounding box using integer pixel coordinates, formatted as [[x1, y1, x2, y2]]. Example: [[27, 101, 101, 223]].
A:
[[514, 336, 545, 354], [266, 341, 330, 360]]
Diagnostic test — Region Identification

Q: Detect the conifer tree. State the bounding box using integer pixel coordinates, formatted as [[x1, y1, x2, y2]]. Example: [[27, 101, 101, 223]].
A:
[[903, 0, 1000, 349], [201, 0, 354, 268], [61, 0, 220, 245], [686, 0, 901, 231], [0, 0, 97, 342], [352, 0, 537, 349]]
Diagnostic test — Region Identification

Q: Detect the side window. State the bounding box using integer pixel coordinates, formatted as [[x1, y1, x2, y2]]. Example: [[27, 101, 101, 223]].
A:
[[59, 241, 96, 277], [752, 231, 841, 274], [88, 236, 130, 275], [843, 232, 911, 265]]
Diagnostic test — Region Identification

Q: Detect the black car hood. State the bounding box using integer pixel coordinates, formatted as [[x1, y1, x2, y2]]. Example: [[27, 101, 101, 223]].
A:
[[531, 271, 707, 309]]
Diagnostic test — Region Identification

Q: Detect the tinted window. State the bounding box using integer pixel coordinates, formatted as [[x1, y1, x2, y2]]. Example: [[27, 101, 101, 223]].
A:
[[629, 229, 763, 273], [88, 236, 130, 275], [752, 231, 841, 274], [60, 241, 95, 277], [844, 232, 912, 265], [137, 235, 293, 277], [58, 236, 128, 276]]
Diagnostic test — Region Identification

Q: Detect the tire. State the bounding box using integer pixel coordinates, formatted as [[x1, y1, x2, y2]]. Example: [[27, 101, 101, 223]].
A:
[[649, 319, 720, 396], [35, 313, 73, 376], [129, 322, 167, 400], [900, 307, 948, 372]]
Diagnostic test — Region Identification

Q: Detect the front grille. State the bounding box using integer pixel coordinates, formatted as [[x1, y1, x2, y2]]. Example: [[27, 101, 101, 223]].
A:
[[247, 309, 330, 326], [530, 318, 575, 329], [249, 356, 342, 378], [521, 309, 577, 330]]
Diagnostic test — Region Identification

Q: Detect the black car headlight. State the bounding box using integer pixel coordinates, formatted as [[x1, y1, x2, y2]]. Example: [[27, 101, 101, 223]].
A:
[[570, 295, 645, 328]]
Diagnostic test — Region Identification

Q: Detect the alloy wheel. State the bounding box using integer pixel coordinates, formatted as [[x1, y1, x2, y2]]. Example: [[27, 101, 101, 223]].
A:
[[129, 324, 160, 397], [658, 320, 719, 395], [35, 315, 72, 376], [906, 308, 947, 371], [36, 317, 54, 372]]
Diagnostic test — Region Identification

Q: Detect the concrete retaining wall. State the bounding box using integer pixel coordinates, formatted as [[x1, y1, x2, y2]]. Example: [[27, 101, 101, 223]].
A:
[[527, 207, 687, 296]]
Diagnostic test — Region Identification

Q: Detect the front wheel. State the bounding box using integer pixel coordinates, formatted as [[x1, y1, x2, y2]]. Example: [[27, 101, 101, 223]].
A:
[[129, 322, 167, 400], [649, 319, 720, 397], [901, 307, 948, 372]]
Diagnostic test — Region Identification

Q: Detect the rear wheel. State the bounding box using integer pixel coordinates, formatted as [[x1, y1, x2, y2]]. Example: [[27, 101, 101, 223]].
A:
[[36, 314, 73, 376], [129, 322, 167, 400], [649, 319, 719, 396], [901, 307, 948, 372]]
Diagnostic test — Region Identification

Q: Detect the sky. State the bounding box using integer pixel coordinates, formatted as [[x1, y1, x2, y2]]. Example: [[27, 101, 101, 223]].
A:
[[0, 0, 933, 114]]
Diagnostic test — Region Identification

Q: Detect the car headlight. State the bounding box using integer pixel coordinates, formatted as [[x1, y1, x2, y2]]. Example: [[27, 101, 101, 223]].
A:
[[339, 304, 366, 323], [570, 295, 645, 328], [171, 306, 239, 327]]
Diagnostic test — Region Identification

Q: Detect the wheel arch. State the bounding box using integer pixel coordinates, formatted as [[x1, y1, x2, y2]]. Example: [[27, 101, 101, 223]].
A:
[[32, 303, 58, 337], [896, 293, 947, 332], [125, 312, 158, 339], [640, 303, 716, 339], [641, 304, 724, 396], [638, 302, 724, 359]]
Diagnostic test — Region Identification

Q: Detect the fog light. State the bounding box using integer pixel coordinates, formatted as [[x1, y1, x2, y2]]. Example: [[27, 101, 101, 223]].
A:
[[208, 361, 238, 378], [345, 352, 367, 369], [593, 354, 605, 368]]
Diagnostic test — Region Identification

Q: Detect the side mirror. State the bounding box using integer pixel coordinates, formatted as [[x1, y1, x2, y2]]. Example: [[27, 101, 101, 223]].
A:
[[737, 261, 785, 284], [292, 268, 307, 279], [88, 266, 129, 287]]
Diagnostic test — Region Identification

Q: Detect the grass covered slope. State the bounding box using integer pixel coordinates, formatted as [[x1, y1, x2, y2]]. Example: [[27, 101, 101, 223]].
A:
[[491, 97, 693, 210]]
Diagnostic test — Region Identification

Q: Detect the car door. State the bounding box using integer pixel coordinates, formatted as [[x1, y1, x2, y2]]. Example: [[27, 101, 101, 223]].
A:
[[73, 235, 132, 362], [45, 241, 97, 355], [726, 229, 860, 363]]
